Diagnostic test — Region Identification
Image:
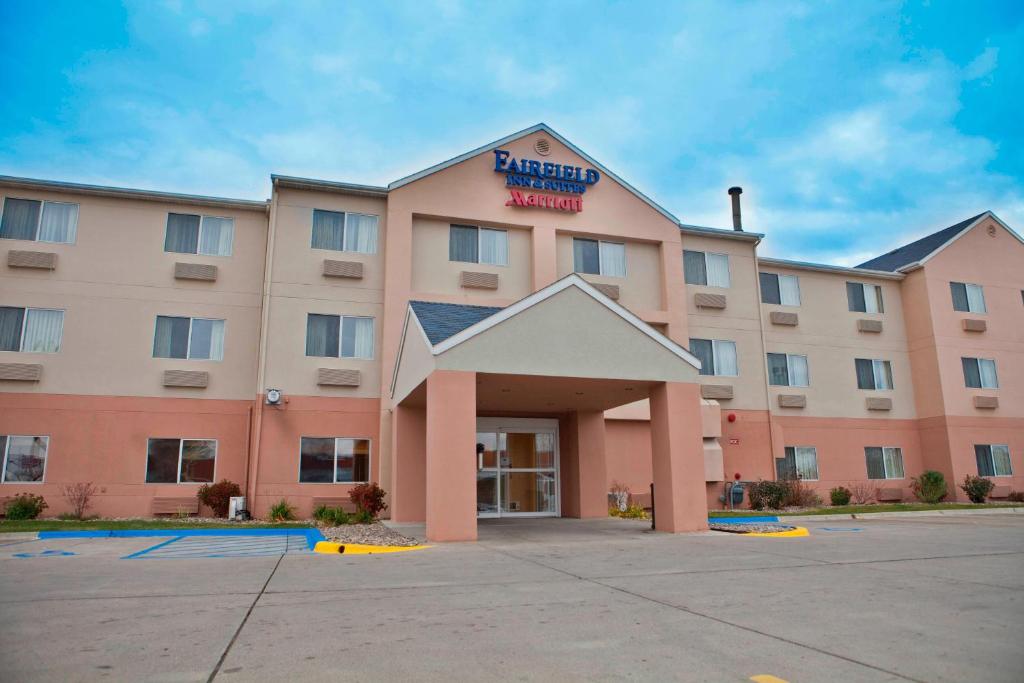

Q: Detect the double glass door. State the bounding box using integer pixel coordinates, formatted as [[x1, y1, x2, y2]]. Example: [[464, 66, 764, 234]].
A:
[[476, 419, 559, 518]]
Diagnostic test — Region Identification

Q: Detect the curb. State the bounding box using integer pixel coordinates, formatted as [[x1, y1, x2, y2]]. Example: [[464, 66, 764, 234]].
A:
[[313, 541, 430, 555], [783, 507, 1024, 522]]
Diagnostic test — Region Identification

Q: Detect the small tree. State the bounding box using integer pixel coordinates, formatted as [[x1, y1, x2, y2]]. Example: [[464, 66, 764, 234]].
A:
[[349, 482, 388, 520], [197, 480, 241, 518], [830, 486, 852, 506], [60, 482, 97, 519], [911, 470, 948, 504], [847, 481, 877, 505], [5, 493, 48, 520], [959, 475, 994, 504]]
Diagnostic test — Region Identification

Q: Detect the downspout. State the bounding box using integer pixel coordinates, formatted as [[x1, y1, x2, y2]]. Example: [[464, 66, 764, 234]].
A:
[[751, 248, 779, 481]]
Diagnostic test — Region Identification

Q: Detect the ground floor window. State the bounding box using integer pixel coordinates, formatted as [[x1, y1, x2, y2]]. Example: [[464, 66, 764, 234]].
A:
[[146, 438, 216, 483], [776, 446, 819, 481], [865, 446, 904, 479], [299, 437, 370, 483], [1, 435, 48, 482], [975, 444, 1012, 477]]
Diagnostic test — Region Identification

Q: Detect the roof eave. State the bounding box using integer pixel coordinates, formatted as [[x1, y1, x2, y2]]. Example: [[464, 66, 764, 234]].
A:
[[271, 174, 389, 198], [679, 224, 764, 243], [758, 256, 905, 280]]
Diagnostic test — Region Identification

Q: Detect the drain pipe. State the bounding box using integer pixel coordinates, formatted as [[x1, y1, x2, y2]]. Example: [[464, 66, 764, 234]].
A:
[[649, 482, 655, 530]]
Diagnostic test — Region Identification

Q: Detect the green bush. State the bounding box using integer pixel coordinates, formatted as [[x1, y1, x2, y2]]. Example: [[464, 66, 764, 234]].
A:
[[353, 508, 375, 524], [911, 470, 948, 504], [313, 505, 350, 526], [959, 475, 994, 504], [830, 486, 852, 506], [1008, 491, 1024, 503], [609, 503, 648, 519], [5, 493, 48, 520], [269, 498, 296, 522], [197, 480, 241, 518], [747, 480, 789, 510]]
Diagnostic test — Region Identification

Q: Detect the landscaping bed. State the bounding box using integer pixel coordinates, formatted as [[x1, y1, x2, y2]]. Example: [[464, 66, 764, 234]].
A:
[[709, 522, 797, 534], [709, 502, 1022, 518], [320, 521, 421, 546]]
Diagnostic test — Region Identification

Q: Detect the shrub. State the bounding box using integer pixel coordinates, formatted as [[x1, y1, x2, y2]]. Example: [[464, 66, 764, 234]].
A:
[[911, 470, 948, 504], [609, 503, 648, 519], [349, 482, 388, 519], [60, 482, 97, 520], [313, 505, 350, 526], [269, 498, 296, 522], [959, 475, 994, 504], [5, 493, 48, 520], [197, 480, 242, 518], [830, 486, 852, 506], [747, 480, 789, 510], [1008, 491, 1024, 503], [610, 481, 630, 512], [847, 481, 877, 505], [783, 478, 822, 508], [353, 508, 375, 524]]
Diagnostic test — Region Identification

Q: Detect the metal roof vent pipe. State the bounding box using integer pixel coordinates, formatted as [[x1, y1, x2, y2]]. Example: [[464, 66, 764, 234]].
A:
[[728, 187, 743, 231]]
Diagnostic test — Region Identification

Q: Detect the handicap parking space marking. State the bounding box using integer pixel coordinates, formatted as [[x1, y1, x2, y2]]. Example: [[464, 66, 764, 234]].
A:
[[819, 527, 865, 532], [124, 533, 313, 559], [13, 548, 77, 558]]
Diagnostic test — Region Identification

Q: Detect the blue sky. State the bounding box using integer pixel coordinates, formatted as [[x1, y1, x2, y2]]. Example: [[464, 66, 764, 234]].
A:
[[1, 1, 1021, 265]]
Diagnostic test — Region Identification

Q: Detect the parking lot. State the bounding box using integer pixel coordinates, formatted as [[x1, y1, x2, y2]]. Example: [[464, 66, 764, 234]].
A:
[[1, 513, 1022, 682]]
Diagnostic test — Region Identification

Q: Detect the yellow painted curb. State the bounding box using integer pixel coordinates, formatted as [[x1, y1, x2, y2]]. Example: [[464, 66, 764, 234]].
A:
[[746, 526, 809, 538], [314, 541, 431, 555], [751, 675, 790, 683]]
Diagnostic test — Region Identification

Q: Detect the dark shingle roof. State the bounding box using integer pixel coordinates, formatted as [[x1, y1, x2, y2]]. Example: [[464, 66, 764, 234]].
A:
[[856, 213, 987, 272], [409, 300, 504, 345]]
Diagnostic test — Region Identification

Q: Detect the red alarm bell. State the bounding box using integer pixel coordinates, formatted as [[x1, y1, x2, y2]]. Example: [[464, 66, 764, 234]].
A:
[[727, 413, 737, 423]]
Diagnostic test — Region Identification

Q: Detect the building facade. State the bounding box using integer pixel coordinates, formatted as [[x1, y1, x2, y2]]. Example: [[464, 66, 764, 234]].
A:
[[1, 124, 1022, 540]]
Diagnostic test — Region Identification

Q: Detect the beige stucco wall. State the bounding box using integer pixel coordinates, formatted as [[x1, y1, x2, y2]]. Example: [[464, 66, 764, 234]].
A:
[[554, 232, 664, 314]]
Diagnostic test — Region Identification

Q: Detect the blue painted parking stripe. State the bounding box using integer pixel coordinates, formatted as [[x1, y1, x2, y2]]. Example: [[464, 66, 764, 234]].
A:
[[122, 536, 183, 560], [40, 528, 326, 551], [708, 516, 780, 524]]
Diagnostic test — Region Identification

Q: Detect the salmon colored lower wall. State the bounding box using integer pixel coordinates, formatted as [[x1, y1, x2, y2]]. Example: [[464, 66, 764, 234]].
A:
[[0, 393, 251, 518], [605, 419, 652, 499], [252, 395, 381, 518], [929, 415, 1024, 502]]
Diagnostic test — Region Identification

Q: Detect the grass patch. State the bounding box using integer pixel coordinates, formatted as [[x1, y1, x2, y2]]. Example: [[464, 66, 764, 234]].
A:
[[0, 519, 313, 533], [710, 502, 1018, 517]]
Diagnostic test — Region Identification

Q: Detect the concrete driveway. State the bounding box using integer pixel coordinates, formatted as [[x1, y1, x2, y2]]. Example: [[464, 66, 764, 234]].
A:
[[1, 514, 1022, 682]]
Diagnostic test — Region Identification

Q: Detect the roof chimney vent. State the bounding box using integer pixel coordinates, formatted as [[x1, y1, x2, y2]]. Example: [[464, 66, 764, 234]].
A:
[[728, 187, 743, 231]]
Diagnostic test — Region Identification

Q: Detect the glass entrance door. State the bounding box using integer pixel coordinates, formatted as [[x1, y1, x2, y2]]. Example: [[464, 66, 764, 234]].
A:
[[476, 419, 559, 518]]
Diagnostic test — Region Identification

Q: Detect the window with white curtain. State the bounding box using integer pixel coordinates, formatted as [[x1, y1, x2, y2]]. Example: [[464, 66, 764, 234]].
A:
[[0, 435, 49, 483], [164, 213, 234, 256], [689, 338, 738, 377], [152, 316, 225, 361], [0, 197, 79, 244], [846, 282, 884, 313], [572, 238, 625, 277], [855, 358, 893, 390], [766, 353, 809, 387], [962, 357, 998, 389], [305, 314, 374, 359], [299, 437, 371, 483], [449, 225, 508, 266], [776, 446, 819, 481], [684, 250, 730, 288], [0, 307, 64, 353], [950, 282, 986, 313], [759, 272, 801, 305], [865, 447, 905, 480], [975, 444, 1012, 477], [311, 209, 379, 254], [145, 438, 216, 483]]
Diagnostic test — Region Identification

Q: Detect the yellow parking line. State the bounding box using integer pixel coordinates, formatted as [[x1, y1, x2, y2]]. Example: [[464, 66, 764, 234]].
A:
[[750, 675, 790, 683], [746, 527, 809, 537]]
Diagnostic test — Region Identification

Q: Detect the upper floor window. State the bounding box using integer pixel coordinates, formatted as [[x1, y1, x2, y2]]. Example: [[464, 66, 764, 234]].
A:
[[962, 357, 998, 389], [145, 438, 216, 483], [950, 282, 986, 313], [153, 316, 224, 361], [846, 282, 884, 313], [573, 238, 625, 277], [767, 353, 809, 387], [0, 197, 79, 244], [865, 446, 905, 480], [312, 209, 378, 254], [684, 250, 730, 288], [690, 338, 737, 377], [0, 307, 64, 353], [165, 213, 234, 257], [759, 272, 800, 305], [450, 225, 508, 266], [306, 314, 373, 359], [776, 446, 819, 481], [299, 437, 370, 483], [1, 435, 48, 483], [975, 444, 1012, 477], [855, 358, 893, 390]]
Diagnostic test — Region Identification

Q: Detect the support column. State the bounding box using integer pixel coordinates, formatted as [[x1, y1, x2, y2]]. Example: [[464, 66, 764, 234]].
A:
[[391, 402, 426, 522], [425, 370, 477, 541], [560, 410, 608, 518], [649, 382, 708, 532]]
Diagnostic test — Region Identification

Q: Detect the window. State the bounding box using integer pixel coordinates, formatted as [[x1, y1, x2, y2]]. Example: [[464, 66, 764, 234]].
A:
[[305, 314, 373, 359], [573, 238, 626, 277], [776, 446, 819, 481], [449, 225, 509, 266], [950, 282, 986, 313], [164, 213, 234, 256], [962, 357, 998, 389], [311, 209, 378, 254], [684, 250, 730, 287], [766, 353, 809, 387], [0, 197, 78, 244], [759, 273, 801, 306], [0, 435, 48, 483], [975, 444, 1012, 477], [299, 437, 370, 483], [690, 338, 738, 377], [152, 316, 225, 361], [145, 438, 216, 483], [855, 358, 893, 390], [0, 307, 64, 353], [846, 282, 884, 313], [865, 446, 905, 479]]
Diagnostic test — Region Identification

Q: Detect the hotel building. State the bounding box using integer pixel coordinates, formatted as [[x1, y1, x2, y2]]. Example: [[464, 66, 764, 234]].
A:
[[1, 124, 1021, 540]]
